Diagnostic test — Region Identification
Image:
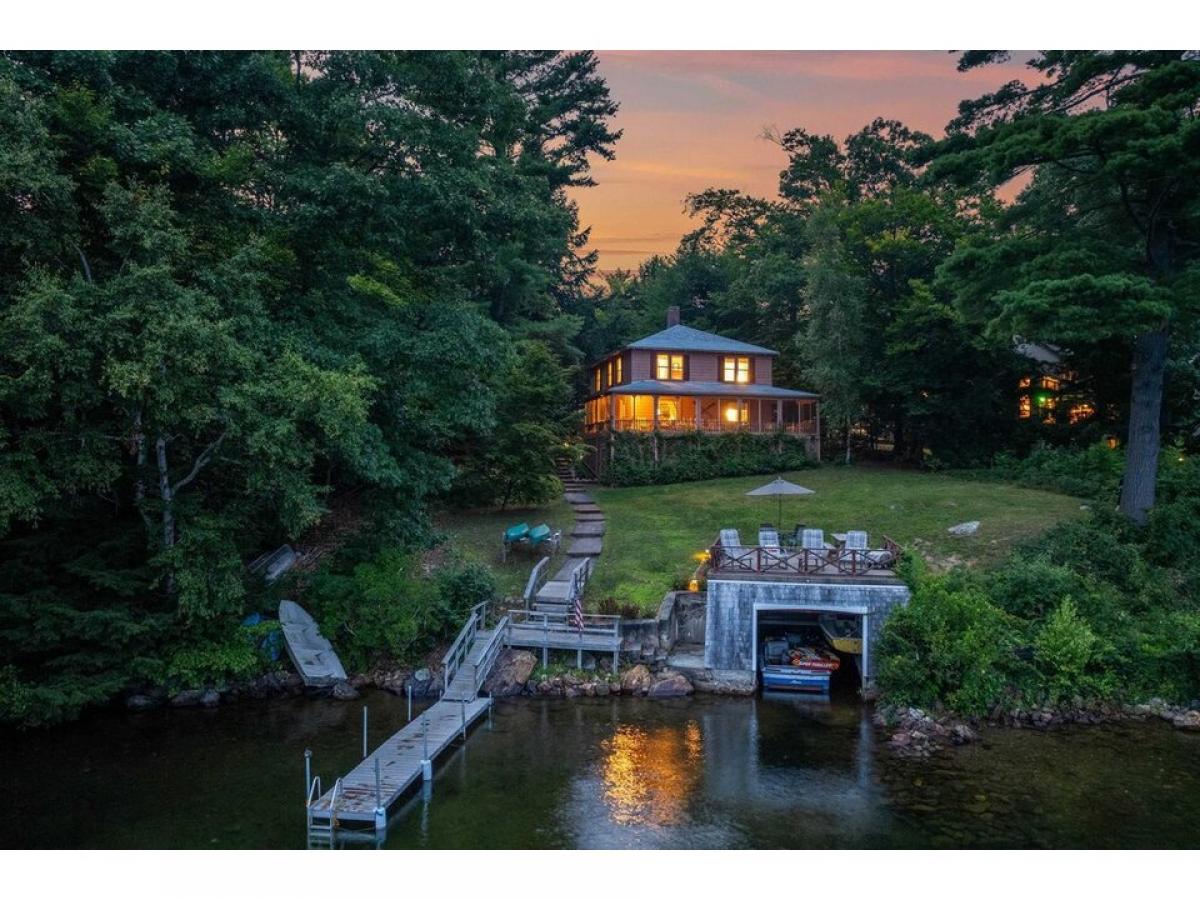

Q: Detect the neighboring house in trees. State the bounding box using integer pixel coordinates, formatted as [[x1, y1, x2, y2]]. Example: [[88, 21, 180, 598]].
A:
[[582, 307, 820, 475], [1015, 342, 1098, 429]]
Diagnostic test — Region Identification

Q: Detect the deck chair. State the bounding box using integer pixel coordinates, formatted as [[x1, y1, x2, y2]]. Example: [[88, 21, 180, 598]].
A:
[[801, 528, 828, 550], [719, 528, 743, 549], [836, 530, 870, 573], [843, 531, 868, 550], [501, 522, 531, 561], [758, 527, 781, 549], [527, 523, 560, 555]]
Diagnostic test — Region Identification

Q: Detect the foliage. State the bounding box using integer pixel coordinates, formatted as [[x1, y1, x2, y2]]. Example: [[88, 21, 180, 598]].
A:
[[305, 549, 497, 672], [604, 431, 815, 487], [984, 441, 1126, 499], [878, 494, 1200, 714], [163, 621, 280, 691], [930, 51, 1200, 523], [451, 340, 576, 509], [0, 50, 616, 726]]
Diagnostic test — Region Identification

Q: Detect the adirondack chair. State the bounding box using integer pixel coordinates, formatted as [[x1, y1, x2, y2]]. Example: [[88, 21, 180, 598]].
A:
[[835, 530, 870, 572], [801, 528, 829, 550], [758, 527, 781, 549], [501, 522, 530, 561]]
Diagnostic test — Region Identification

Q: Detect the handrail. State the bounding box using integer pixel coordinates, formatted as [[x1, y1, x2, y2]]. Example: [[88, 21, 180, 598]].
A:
[[472, 615, 510, 693], [507, 608, 620, 636], [306, 775, 322, 809], [443, 601, 493, 689], [327, 777, 343, 848]]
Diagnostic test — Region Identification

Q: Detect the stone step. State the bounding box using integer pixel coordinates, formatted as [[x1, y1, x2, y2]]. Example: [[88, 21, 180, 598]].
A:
[[563, 492, 593, 505], [567, 537, 603, 557], [572, 521, 605, 537], [572, 504, 602, 515]]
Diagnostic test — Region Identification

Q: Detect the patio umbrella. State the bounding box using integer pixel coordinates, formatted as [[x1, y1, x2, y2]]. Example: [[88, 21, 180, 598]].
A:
[[745, 477, 815, 530]]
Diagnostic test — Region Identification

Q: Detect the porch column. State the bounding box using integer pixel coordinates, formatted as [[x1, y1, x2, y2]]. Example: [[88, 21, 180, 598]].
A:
[[694, 397, 701, 432], [609, 394, 616, 431], [653, 395, 660, 431], [756, 398, 763, 434], [736, 397, 742, 431], [775, 399, 783, 432]]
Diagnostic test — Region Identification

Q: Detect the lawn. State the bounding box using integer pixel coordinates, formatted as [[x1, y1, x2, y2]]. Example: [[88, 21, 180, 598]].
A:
[[433, 466, 1086, 615], [433, 498, 576, 599], [590, 466, 1086, 612]]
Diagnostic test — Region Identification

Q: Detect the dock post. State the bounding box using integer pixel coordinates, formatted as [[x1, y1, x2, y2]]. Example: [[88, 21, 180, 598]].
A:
[[488, 692, 493, 729], [362, 705, 368, 759], [460, 698, 466, 741], [304, 748, 312, 799], [542, 645, 547, 667], [421, 714, 432, 781], [577, 648, 582, 668], [373, 757, 385, 838], [406, 684, 412, 722]]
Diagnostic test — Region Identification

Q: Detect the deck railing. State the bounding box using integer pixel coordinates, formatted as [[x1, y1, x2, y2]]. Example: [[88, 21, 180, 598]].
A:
[[708, 536, 902, 577], [507, 608, 621, 643]]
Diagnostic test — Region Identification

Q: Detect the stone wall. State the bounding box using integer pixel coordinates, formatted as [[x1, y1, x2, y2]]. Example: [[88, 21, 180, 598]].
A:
[[703, 578, 910, 682]]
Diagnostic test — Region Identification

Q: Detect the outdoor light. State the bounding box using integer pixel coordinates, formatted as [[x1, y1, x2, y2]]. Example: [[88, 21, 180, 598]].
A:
[[692, 550, 710, 563], [724, 407, 739, 423], [688, 579, 700, 592]]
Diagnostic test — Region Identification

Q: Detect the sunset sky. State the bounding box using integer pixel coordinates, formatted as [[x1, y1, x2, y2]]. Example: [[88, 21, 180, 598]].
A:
[[575, 51, 1033, 272]]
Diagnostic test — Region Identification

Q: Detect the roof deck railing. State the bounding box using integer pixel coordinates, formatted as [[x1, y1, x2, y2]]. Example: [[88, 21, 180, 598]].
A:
[[707, 536, 902, 578]]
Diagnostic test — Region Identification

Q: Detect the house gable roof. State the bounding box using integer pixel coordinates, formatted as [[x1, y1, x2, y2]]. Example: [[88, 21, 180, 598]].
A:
[[625, 324, 779, 357]]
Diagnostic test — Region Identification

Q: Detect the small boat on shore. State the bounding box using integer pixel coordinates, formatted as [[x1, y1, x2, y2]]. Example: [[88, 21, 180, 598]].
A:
[[760, 638, 841, 692], [819, 616, 863, 655], [279, 600, 347, 686]]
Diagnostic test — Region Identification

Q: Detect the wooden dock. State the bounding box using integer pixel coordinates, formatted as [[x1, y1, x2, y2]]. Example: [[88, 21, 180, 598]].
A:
[[305, 603, 506, 846]]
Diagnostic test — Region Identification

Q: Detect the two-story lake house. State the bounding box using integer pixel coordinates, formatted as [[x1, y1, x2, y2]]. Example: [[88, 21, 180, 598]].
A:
[[582, 308, 820, 468]]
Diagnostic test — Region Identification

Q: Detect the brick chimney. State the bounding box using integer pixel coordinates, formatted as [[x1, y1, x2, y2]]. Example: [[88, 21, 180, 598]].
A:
[[666, 305, 681, 327]]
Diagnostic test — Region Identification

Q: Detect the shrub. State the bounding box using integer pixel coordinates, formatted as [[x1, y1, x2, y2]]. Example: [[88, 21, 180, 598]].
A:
[[985, 441, 1125, 499], [1033, 598, 1105, 703], [604, 431, 816, 486], [306, 549, 497, 671]]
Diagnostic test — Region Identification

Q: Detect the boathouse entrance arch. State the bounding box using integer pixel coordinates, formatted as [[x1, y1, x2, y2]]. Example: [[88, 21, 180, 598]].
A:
[[752, 603, 870, 690]]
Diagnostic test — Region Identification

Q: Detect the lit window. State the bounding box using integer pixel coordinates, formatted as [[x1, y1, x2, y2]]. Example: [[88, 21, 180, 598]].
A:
[[722, 356, 751, 384], [606, 360, 614, 387], [1040, 376, 1059, 391], [655, 353, 685, 381], [615, 355, 623, 384], [1068, 403, 1095, 424], [1018, 396, 1031, 419], [593, 367, 601, 393], [1018, 377, 1031, 389]]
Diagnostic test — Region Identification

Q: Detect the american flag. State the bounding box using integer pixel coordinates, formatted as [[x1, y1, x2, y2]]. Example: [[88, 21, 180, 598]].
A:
[[569, 591, 584, 632]]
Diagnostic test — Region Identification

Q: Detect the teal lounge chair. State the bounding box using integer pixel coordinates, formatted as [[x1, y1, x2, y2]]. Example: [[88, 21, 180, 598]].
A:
[[501, 522, 530, 561]]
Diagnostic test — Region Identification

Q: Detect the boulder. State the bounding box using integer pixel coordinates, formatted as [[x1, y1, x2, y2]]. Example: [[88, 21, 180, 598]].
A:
[[648, 673, 694, 698], [948, 521, 980, 536], [125, 694, 160, 711], [594, 681, 611, 697], [199, 689, 221, 708], [482, 649, 537, 697], [1172, 710, 1200, 731], [620, 664, 652, 695], [169, 689, 205, 708], [331, 681, 360, 701]]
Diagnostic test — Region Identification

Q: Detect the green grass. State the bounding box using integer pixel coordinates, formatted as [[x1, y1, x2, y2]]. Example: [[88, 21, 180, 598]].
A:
[[591, 466, 1086, 612], [434, 466, 1086, 616], [433, 499, 576, 599]]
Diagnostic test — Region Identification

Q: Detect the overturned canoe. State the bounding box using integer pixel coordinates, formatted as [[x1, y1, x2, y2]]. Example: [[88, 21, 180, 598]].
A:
[[278, 600, 347, 686]]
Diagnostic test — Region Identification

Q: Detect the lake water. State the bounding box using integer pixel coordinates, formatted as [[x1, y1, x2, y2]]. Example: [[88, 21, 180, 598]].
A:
[[4, 692, 1199, 849]]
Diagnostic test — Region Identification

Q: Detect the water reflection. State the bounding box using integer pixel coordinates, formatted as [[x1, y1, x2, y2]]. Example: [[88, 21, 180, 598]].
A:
[[600, 721, 703, 827]]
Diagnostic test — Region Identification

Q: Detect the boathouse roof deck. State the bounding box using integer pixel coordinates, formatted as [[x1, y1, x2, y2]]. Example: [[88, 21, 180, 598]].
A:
[[705, 534, 903, 583]]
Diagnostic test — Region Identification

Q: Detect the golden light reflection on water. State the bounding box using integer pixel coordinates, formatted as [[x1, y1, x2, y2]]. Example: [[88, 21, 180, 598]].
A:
[[600, 721, 704, 827]]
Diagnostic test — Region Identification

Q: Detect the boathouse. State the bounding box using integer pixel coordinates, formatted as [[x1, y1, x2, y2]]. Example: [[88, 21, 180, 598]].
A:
[[701, 531, 910, 687]]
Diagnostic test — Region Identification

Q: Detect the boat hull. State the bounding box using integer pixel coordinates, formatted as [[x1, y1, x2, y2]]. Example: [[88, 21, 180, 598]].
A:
[[761, 665, 832, 692]]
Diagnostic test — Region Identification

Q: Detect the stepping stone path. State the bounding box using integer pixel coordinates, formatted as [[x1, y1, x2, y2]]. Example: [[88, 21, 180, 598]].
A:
[[532, 462, 606, 612]]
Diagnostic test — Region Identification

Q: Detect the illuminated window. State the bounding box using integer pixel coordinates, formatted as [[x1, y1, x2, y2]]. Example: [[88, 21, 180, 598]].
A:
[[1068, 403, 1095, 424], [593, 367, 601, 393], [1018, 377, 1031, 389], [721, 401, 748, 424], [1040, 376, 1059, 391], [1018, 396, 1031, 419], [606, 360, 614, 387], [657, 398, 679, 426], [721, 356, 751, 384], [615, 355, 623, 384], [1038, 395, 1057, 410], [655, 353, 685, 381]]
